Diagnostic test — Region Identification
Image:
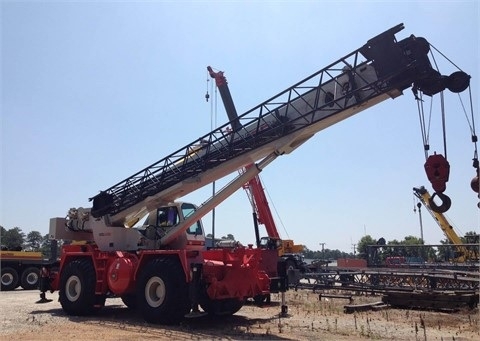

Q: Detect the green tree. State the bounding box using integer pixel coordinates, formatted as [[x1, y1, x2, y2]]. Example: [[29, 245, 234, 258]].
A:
[[402, 235, 424, 257], [437, 237, 455, 261], [40, 234, 61, 260], [0, 226, 6, 250], [357, 235, 376, 260], [302, 246, 351, 260], [26, 231, 43, 251], [2, 227, 25, 250], [462, 231, 479, 243]]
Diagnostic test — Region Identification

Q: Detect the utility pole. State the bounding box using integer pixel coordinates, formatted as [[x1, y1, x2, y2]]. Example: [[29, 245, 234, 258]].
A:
[[319, 242, 326, 262], [417, 202, 424, 243], [352, 243, 357, 258]]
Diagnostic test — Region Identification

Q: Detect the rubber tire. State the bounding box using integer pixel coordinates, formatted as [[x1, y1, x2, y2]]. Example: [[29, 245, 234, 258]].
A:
[[285, 258, 296, 271], [1, 267, 19, 291], [136, 258, 190, 324], [253, 294, 269, 306], [20, 267, 40, 290], [59, 258, 98, 316], [200, 297, 244, 316], [121, 294, 137, 309]]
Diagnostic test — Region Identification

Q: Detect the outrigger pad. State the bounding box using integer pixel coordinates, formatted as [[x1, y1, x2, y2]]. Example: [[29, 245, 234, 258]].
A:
[[184, 310, 208, 319], [35, 293, 53, 304]]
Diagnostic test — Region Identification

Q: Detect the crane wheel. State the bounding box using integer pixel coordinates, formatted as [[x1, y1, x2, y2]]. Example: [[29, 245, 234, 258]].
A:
[[20, 267, 40, 290], [136, 257, 190, 325], [59, 258, 99, 316], [1, 267, 19, 291], [121, 294, 137, 310]]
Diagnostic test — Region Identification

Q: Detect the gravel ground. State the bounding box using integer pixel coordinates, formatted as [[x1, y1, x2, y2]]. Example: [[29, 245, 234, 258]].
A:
[[0, 289, 478, 340]]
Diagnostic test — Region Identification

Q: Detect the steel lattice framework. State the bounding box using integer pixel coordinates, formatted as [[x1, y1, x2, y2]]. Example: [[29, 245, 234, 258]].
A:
[[295, 268, 479, 293], [89, 24, 449, 221]]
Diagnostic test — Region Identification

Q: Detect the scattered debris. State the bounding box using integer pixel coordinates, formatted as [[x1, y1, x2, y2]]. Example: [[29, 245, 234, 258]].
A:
[[344, 301, 385, 313], [318, 293, 353, 303]]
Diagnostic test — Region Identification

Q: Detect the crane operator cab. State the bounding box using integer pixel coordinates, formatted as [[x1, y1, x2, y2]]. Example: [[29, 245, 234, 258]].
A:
[[140, 202, 206, 251]]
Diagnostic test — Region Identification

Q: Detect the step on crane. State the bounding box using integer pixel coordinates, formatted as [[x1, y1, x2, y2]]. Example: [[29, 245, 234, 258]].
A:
[[40, 23, 470, 324]]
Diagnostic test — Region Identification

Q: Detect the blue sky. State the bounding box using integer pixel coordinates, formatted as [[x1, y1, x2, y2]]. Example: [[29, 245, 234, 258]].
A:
[[1, 1, 479, 252]]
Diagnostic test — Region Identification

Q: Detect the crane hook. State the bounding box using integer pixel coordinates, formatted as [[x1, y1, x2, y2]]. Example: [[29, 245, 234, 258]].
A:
[[429, 192, 451, 213]]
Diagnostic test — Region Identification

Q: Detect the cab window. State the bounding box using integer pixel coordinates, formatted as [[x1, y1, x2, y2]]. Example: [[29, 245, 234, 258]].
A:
[[157, 206, 178, 227], [181, 203, 203, 235]]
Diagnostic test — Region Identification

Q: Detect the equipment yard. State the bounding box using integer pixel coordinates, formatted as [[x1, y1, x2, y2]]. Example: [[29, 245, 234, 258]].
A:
[[1, 289, 478, 340]]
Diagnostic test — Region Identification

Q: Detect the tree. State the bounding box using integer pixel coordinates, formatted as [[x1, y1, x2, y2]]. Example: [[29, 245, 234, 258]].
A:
[[301, 246, 351, 260], [0, 226, 6, 249], [402, 235, 424, 257], [437, 237, 456, 261], [40, 234, 61, 260], [463, 231, 479, 244], [357, 235, 376, 260], [26, 231, 43, 251], [2, 227, 25, 250]]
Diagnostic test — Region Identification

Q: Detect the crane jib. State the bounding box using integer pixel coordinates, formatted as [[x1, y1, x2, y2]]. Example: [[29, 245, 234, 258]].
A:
[[89, 23, 470, 223]]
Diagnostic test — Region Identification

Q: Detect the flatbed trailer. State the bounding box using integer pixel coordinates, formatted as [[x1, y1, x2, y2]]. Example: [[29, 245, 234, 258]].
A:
[[1, 242, 59, 291]]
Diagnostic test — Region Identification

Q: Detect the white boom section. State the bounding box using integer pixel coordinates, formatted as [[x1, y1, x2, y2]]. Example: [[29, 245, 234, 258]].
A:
[[112, 67, 389, 228], [159, 152, 279, 246]]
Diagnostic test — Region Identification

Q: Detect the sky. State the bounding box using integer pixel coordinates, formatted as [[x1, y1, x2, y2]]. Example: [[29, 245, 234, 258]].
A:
[[1, 0, 479, 253]]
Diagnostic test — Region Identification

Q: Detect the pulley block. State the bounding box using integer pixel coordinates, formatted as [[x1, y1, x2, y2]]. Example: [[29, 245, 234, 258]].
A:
[[471, 175, 479, 193], [446, 71, 470, 93], [424, 153, 450, 193], [429, 192, 451, 213]]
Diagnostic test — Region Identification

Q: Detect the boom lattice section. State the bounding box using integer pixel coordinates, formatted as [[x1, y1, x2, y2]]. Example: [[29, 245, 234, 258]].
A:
[[89, 24, 452, 220]]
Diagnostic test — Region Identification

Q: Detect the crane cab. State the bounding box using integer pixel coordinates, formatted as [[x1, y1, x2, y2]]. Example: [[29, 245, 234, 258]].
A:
[[140, 202, 206, 251]]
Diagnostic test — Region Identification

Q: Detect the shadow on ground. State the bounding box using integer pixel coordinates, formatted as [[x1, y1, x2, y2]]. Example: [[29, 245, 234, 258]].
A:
[[30, 300, 293, 340]]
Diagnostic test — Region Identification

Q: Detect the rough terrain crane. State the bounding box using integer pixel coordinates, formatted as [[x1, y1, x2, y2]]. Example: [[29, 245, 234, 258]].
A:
[[207, 66, 307, 272], [41, 23, 470, 325], [413, 186, 479, 262]]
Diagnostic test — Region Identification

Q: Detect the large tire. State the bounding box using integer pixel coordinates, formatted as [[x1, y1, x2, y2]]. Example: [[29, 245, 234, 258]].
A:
[[285, 258, 296, 271], [1, 267, 19, 291], [121, 293, 137, 309], [136, 257, 190, 324], [20, 267, 40, 290], [200, 297, 244, 316], [59, 258, 98, 316]]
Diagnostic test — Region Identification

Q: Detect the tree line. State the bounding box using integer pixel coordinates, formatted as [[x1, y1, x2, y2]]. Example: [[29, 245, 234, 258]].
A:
[[301, 232, 478, 262], [352, 232, 478, 263], [1, 226, 58, 258], [2, 225, 477, 263]]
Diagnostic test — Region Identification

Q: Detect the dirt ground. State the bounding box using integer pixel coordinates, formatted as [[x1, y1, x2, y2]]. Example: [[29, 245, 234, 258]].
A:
[[0, 289, 478, 340]]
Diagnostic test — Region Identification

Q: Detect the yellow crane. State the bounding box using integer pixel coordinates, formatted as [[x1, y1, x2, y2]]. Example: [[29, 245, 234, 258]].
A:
[[413, 186, 479, 262]]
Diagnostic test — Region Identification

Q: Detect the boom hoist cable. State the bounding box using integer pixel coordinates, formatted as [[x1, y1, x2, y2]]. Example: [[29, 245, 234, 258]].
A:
[[460, 86, 479, 207], [413, 44, 472, 213]]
